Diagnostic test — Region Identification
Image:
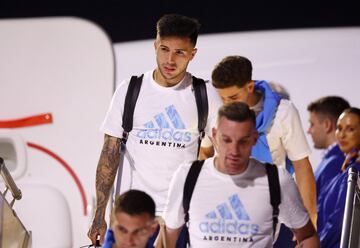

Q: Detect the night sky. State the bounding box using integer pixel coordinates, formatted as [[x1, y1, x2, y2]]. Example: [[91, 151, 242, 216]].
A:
[[1, 0, 359, 42]]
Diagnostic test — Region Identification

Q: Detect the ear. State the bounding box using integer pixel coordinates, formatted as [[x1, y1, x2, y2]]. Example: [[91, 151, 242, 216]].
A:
[[149, 220, 159, 236], [211, 127, 217, 142], [212, 127, 219, 152], [190, 48, 197, 60], [246, 80, 255, 93], [154, 40, 157, 50], [323, 118, 333, 133], [109, 212, 114, 226], [253, 130, 259, 145]]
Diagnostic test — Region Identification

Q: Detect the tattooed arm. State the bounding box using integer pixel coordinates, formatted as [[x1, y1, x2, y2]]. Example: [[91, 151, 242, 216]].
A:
[[88, 134, 121, 245]]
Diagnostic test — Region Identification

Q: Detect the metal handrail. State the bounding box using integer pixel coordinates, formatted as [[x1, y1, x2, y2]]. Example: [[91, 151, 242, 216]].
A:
[[0, 157, 22, 205], [340, 167, 360, 248]]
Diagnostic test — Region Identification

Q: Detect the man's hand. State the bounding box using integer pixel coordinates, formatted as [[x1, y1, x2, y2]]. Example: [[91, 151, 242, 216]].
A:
[[87, 215, 107, 245]]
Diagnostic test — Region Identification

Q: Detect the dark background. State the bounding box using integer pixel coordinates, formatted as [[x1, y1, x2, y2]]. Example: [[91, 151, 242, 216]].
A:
[[1, 0, 360, 43]]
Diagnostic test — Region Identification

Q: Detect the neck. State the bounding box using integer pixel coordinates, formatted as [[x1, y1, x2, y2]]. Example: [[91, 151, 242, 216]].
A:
[[247, 90, 262, 107], [325, 133, 337, 149], [246, 80, 261, 107], [214, 156, 248, 175], [153, 69, 184, 87]]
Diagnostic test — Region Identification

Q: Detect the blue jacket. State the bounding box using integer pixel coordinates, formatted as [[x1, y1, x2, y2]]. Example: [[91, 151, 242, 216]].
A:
[[317, 153, 360, 247], [315, 144, 344, 202], [102, 229, 115, 248]]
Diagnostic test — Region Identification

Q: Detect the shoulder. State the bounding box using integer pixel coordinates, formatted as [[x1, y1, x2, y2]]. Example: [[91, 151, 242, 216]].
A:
[[115, 71, 152, 89], [249, 158, 267, 169], [113, 71, 152, 95], [253, 160, 286, 182], [276, 166, 296, 187], [276, 99, 299, 117], [205, 79, 219, 93], [323, 170, 350, 200], [114, 77, 130, 93], [273, 99, 303, 130], [190, 76, 222, 109], [178, 161, 193, 172], [203, 80, 223, 106], [327, 145, 344, 157], [172, 161, 194, 180], [247, 160, 296, 191], [246, 158, 268, 178]]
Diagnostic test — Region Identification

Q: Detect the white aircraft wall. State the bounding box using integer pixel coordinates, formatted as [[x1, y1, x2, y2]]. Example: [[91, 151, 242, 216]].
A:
[[114, 27, 360, 169], [0, 17, 115, 247], [1, 18, 359, 247]]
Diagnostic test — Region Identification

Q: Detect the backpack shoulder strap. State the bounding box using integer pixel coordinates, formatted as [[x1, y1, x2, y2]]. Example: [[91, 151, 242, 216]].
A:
[[183, 160, 205, 223], [114, 74, 143, 198], [265, 163, 281, 239], [122, 74, 144, 142], [182, 160, 204, 247], [192, 76, 208, 157]]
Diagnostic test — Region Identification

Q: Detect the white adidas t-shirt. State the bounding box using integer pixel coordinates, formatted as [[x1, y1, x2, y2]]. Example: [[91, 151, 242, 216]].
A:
[[163, 157, 309, 248], [100, 70, 223, 213]]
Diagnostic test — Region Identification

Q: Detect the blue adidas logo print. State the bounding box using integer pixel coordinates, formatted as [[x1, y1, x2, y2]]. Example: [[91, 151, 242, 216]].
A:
[[143, 105, 186, 129], [205, 194, 250, 221], [199, 194, 259, 235], [136, 105, 192, 145]]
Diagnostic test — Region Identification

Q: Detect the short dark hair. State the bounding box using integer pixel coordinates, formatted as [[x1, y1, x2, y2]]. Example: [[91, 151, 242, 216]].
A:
[[156, 14, 201, 46], [307, 96, 350, 123], [218, 102, 256, 127], [114, 190, 155, 218], [212, 56, 252, 89]]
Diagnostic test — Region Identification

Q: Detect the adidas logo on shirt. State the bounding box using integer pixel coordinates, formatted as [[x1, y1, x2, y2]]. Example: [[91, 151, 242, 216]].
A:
[[199, 194, 259, 243], [136, 105, 192, 148]]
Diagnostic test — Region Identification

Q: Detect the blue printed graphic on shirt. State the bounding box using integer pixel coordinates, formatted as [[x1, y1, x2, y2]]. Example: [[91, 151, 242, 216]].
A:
[[136, 105, 192, 147], [199, 194, 259, 236]]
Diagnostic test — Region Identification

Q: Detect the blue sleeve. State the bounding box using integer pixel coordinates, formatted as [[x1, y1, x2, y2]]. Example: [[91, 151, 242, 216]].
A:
[[102, 229, 115, 248], [318, 176, 347, 248], [316, 155, 343, 194]]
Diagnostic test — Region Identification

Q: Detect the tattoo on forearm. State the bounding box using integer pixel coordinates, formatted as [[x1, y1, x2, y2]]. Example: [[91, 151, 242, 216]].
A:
[[95, 136, 121, 211]]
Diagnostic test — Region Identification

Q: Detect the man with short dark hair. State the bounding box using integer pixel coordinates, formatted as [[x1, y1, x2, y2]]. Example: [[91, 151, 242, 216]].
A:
[[162, 102, 320, 247], [88, 14, 222, 245], [211, 56, 317, 229], [307, 96, 350, 200], [102, 190, 158, 248]]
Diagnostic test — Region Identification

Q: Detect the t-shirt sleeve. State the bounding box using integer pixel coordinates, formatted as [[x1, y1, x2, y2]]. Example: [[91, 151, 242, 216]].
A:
[[279, 100, 311, 161], [162, 163, 191, 229], [100, 79, 129, 138], [204, 82, 222, 138], [278, 167, 310, 229]]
